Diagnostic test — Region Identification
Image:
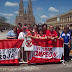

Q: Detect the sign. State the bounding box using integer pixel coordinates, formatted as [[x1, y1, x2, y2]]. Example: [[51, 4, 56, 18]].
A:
[[0, 39, 23, 64], [28, 39, 64, 64], [24, 37, 34, 51]]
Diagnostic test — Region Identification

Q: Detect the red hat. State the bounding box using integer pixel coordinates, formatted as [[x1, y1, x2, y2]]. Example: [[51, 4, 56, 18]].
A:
[[23, 26, 26, 29]]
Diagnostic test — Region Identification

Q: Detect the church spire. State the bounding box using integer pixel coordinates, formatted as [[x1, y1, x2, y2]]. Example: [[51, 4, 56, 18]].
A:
[[19, 0, 24, 16], [27, 0, 33, 16]]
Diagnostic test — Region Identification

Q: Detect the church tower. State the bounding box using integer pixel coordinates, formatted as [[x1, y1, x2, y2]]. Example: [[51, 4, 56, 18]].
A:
[[27, 0, 35, 26], [19, 0, 24, 16], [15, 0, 35, 26], [15, 0, 25, 26], [27, 0, 33, 16]]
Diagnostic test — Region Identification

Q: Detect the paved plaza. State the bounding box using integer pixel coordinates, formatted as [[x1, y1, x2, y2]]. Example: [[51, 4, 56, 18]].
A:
[[0, 30, 9, 39], [0, 30, 72, 72], [0, 61, 72, 72]]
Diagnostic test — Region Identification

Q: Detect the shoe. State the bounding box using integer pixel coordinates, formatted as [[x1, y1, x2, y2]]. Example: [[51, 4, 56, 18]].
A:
[[65, 58, 70, 62]]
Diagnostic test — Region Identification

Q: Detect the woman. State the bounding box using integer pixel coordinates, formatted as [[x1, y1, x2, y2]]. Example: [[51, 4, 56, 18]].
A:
[[37, 29, 47, 39], [42, 24, 47, 34], [55, 26, 60, 38], [26, 27, 35, 37], [26, 27, 35, 61], [7, 26, 17, 39], [33, 25, 38, 36]]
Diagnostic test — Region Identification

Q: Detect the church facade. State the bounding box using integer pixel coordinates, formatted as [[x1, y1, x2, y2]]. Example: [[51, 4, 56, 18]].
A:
[[15, 0, 35, 26]]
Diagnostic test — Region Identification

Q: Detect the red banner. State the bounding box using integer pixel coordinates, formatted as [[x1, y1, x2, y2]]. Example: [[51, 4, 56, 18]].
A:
[[0, 39, 23, 64], [28, 39, 64, 64]]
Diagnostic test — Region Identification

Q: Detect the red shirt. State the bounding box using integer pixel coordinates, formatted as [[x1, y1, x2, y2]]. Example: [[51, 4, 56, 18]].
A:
[[46, 30, 57, 37], [17, 29, 23, 37], [43, 30, 47, 34], [37, 34, 46, 37], [46, 30, 57, 46], [26, 29, 30, 32], [33, 29, 38, 36], [27, 32, 35, 36]]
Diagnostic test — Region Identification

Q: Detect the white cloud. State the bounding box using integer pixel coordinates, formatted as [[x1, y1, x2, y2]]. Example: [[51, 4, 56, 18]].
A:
[[48, 7, 59, 12], [5, 1, 18, 6], [23, 0, 36, 1], [14, 11, 19, 14], [40, 15, 47, 19], [0, 13, 14, 16]]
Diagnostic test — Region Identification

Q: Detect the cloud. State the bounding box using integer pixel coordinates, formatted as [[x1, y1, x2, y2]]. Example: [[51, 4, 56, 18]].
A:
[[0, 13, 14, 16], [5, 1, 18, 6], [48, 7, 59, 12], [14, 11, 19, 14], [40, 15, 47, 19], [23, 0, 36, 1]]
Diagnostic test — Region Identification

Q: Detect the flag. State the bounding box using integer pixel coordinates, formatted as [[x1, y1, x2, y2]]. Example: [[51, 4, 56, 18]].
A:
[[28, 39, 64, 64], [0, 39, 23, 64]]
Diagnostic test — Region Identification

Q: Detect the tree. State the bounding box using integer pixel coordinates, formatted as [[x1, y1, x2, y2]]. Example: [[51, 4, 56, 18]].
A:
[[0, 16, 7, 22]]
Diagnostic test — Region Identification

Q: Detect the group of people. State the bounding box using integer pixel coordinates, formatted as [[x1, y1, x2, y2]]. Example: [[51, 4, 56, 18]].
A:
[[7, 23, 72, 62]]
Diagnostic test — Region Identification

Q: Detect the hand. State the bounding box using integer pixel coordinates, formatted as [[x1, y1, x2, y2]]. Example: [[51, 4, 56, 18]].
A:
[[51, 37, 54, 40], [68, 45, 70, 49], [61, 38, 64, 41], [58, 38, 60, 39], [25, 35, 31, 37]]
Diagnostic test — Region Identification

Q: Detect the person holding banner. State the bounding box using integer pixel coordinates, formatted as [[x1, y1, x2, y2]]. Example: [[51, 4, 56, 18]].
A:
[[55, 26, 60, 38], [37, 29, 47, 39], [18, 26, 28, 47], [17, 23, 23, 38], [33, 25, 38, 36], [26, 27, 35, 37], [7, 26, 17, 39], [25, 27, 35, 62], [26, 24, 31, 32], [46, 26, 58, 40], [42, 24, 47, 35], [18, 26, 28, 62], [60, 27, 71, 62]]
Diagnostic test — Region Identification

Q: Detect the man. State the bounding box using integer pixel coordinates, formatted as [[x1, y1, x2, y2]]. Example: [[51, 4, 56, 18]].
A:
[[66, 24, 72, 36], [60, 27, 71, 61], [18, 26, 28, 62], [46, 26, 58, 40], [17, 23, 23, 38], [26, 24, 31, 32], [18, 26, 28, 45], [62, 24, 72, 36]]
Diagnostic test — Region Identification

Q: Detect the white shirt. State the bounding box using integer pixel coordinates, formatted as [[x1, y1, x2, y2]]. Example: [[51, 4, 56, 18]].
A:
[[18, 32, 28, 47]]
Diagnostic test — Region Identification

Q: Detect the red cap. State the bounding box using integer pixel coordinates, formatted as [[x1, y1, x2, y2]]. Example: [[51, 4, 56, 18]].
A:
[[23, 26, 26, 29]]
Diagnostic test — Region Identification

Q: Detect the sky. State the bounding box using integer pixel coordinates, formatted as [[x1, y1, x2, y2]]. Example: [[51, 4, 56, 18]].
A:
[[0, 0, 72, 25]]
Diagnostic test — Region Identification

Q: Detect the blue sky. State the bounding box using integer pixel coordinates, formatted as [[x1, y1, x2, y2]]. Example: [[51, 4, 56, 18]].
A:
[[0, 0, 72, 25]]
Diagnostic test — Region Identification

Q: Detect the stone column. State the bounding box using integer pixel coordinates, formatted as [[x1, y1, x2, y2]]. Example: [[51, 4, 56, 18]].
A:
[[71, 16, 72, 22], [62, 18, 63, 23], [67, 17, 68, 22], [69, 16, 71, 22], [60, 18, 62, 23], [64, 17, 65, 23], [62, 18, 64, 23], [61, 25, 62, 30]]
